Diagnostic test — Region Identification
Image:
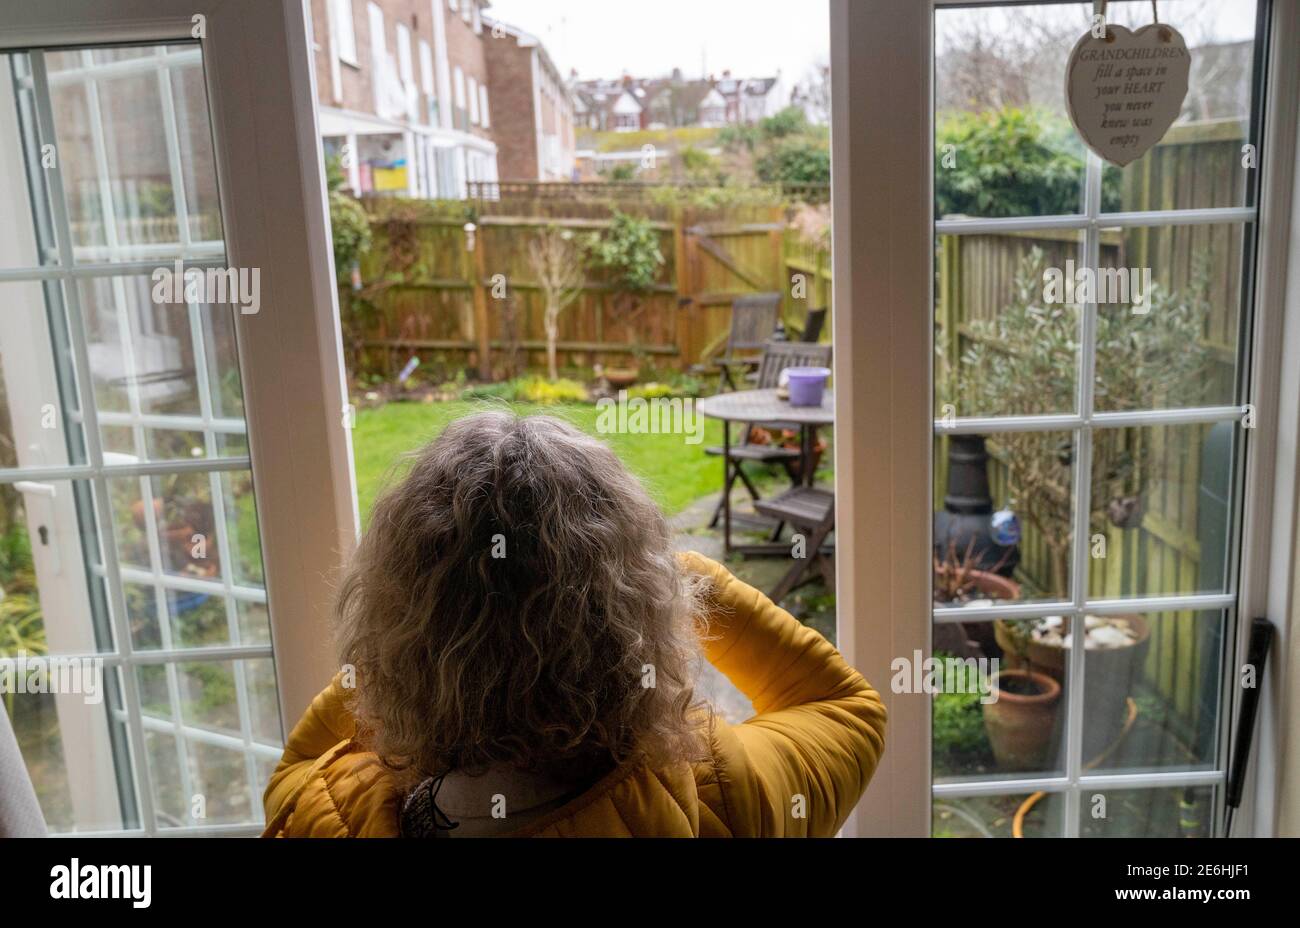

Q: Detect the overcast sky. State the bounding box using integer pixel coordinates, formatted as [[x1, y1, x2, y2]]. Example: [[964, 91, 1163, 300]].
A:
[[482, 1, 1254, 84], [484, 0, 830, 83]]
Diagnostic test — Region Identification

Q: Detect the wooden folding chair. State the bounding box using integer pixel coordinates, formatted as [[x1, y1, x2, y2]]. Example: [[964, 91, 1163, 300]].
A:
[[754, 486, 836, 603]]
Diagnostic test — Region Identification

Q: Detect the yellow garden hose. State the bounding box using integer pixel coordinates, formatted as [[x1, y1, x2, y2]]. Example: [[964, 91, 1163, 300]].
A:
[[1012, 697, 1138, 838]]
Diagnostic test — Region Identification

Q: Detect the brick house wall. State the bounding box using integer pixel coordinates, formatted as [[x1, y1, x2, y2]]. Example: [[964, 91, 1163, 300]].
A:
[[482, 30, 537, 180], [441, 0, 493, 140], [484, 21, 576, 181]]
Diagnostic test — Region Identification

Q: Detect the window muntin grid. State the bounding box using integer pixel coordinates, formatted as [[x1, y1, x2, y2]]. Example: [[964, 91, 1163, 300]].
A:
[[930, 5, 1264, 836], [1, 43, 280, 836]]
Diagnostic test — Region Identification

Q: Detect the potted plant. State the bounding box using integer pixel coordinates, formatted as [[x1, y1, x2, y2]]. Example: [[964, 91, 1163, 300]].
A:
[[946, 248, 1212, 601], [944, 249, 1210, 762], [933, 538, 1018, 658], [995, 613, 1150, 762], [982, 662, 1062, 771]]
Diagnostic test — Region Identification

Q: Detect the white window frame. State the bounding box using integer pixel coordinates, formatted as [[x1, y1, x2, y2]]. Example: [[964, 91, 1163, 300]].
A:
[[467, 74, 478, 125], [453, 63, 466, 131], [478, 82, 489, 129], [366, 2, 386, 116], [831, 0, 1300, 838], [418, 38, 434, 98], [331, 0, 358, 67], [0, 0, 357, 836], [395, 21, 413, 88]]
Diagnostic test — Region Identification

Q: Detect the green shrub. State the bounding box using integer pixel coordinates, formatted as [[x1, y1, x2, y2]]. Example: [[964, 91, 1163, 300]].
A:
[[935, 107, 1121, 217], [626, 382, 678, 400], [460, 376, 589, 405], [329, 190, 372, 281], [932, 651, 994, 766], [518, 376, 588, 404], [584, 211, 665, 293], [755, 138, 831, 185]]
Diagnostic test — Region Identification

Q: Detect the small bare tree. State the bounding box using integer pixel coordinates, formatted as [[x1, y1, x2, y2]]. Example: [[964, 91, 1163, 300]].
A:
[[528, 225, 585, 381]]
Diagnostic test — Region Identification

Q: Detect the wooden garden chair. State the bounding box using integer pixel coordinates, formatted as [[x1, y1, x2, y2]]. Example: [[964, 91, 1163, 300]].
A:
[[800, 306, 828, 343], [695, 292, 782, 391], [755, 486, 836, 603]]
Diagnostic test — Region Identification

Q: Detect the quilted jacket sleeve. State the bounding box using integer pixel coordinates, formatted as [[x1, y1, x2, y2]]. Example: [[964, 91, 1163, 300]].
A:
[[262, 672, 357, 833], [681, 551, 887, 837]]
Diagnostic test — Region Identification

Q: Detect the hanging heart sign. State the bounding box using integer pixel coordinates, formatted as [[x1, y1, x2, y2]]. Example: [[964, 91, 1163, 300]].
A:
[[1065, 23, 1191, 167]]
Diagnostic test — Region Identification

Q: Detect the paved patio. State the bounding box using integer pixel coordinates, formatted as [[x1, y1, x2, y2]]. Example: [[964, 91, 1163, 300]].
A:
[[670, 487, 837, 724]]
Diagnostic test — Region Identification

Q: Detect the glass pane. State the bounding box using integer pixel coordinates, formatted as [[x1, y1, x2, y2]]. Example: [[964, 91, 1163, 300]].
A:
[[221, 470, 264, 588], [0, 480, 113, 656], [1094, 223, 1245, 411], [3, 39, 280, 835], [1101, 0, 1259, 213], [1087, 423, 1235, 599], [933, 620, 1068, 781], [2, 666, 137, 833], [933, 792, 1065, 838], [1084, 610, 1224, 775], [110, 469, 273, 649], [0, 289, 87, 469], [935, 5, 1088, 218], [934, 431, 1075, 604], [44, 44, 222, 264], [1080, 784, 1215, 837], [135, 658, 279, 827], [936, 232, 1082, 419], [79, 276, 249, 462]]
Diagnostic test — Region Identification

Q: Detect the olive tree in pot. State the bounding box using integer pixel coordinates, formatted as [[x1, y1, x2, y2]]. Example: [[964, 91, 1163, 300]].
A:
[[949, 247, 1210, 765]]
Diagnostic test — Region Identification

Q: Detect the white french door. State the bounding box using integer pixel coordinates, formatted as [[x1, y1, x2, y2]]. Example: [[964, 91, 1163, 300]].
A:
[[831, 0, 1300, 837], [0, 1, 354, 836]]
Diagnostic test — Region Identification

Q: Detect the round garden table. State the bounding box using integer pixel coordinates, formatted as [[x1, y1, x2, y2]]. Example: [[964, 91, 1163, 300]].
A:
[[696, 388, 834, 559]]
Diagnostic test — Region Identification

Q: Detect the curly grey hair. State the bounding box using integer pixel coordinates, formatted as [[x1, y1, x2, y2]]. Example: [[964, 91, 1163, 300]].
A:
[[334, 410, 708, 782]]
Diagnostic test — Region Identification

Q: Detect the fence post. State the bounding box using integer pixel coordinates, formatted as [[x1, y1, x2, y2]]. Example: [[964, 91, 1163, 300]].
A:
[[769, 206, 785, 325], [464, 221, 493, 380], [673, 207, 691, 367]]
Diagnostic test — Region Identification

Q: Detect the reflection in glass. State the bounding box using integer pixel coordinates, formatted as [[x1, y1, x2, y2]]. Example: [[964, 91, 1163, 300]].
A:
[[1088, 423, 1235, 599], [1085, 611, 1224, 775], [933, 620, 1067, 781], [933, 792, 1065, 838], [1080, 785, 1215, 837]]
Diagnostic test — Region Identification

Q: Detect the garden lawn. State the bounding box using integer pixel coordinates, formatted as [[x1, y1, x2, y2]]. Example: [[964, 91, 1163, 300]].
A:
[[351, 400, 727, 525]]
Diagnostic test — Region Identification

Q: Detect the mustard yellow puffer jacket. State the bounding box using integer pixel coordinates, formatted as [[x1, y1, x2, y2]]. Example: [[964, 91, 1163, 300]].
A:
[[263, 552, 886, 837]]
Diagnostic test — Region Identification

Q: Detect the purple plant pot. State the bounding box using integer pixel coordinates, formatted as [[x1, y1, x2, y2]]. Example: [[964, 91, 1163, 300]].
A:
[[786, 367, 831, 407]]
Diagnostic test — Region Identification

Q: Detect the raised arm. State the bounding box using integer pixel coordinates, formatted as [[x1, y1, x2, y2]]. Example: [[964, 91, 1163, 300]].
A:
[[681, 551, 887, 836]]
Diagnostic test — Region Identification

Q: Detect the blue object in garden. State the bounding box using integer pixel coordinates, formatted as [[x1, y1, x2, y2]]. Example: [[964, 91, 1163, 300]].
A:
[[991, 508, 1021, 547]]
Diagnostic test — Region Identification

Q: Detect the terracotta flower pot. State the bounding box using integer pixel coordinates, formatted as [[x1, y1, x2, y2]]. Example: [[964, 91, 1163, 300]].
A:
[[994, 614, 1150, 762], [932, 567, 1020, 658], [982, 668, 1061, 771], [604, 368, 638, 389]]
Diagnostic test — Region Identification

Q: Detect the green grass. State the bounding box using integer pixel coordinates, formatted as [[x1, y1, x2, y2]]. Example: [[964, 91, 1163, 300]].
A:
[[351, 399, 728, 525]]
